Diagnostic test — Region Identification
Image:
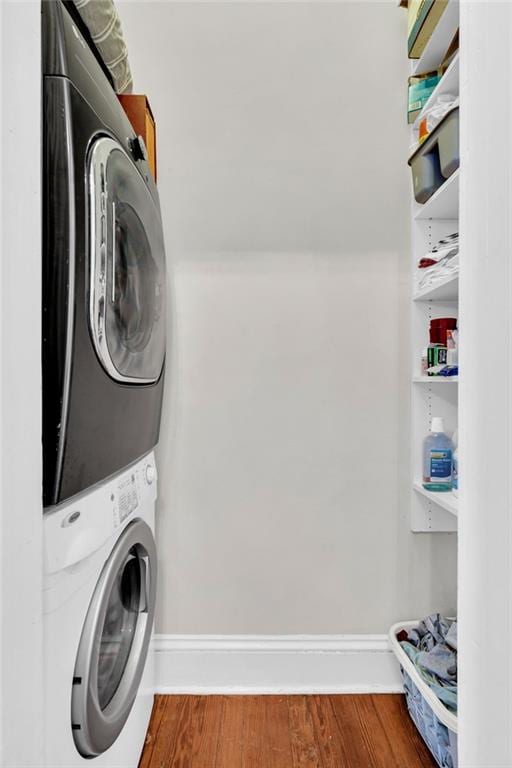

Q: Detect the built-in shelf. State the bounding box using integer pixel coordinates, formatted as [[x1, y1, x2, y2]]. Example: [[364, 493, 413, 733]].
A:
[[414, 170, 459, 220], [413, 376, 459, 384], [413, 481, 458, 517], [413, 273, 459, 302], [409, 1, 460, 534], [413, 53, 459, 131], [412, 0, 460, 76]]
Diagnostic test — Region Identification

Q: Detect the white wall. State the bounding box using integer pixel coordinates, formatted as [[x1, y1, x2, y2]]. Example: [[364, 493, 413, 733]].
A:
[[458, 4, 512, 766], [120, 0, 457, 635], [0, 2, 43, 764]]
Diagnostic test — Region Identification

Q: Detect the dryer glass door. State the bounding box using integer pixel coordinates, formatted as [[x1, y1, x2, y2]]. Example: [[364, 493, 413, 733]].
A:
[[89, 136, 165, 383], [71, 519, 157, 758]]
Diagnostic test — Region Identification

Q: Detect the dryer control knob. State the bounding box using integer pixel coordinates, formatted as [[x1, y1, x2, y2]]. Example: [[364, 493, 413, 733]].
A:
[[145, 464, 156, 485], [129, 135, 148, 163]]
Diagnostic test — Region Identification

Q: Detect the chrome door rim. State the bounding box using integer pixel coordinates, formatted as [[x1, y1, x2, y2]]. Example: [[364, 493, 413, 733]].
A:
[[71, 519, 157, 757], [88, 135, 163, 384]]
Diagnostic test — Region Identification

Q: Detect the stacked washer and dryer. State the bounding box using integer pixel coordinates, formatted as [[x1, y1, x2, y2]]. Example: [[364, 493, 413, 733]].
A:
[[42, 2, 166, 765]]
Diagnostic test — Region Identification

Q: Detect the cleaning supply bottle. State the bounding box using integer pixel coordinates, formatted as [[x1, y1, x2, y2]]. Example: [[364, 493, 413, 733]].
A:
[[423, 417, 453, 492], [452, 430, 458, 496]]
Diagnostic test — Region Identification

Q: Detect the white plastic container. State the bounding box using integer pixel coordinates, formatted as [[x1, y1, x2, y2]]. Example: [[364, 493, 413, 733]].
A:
[[389, 621, 458, 768]]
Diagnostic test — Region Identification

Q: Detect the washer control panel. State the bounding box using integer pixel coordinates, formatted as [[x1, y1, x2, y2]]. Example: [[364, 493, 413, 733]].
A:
[[112, 456, 157, 529], [117, 474, 139, 524], [44, 452, 157, 575], [145, 464, 156, 485]]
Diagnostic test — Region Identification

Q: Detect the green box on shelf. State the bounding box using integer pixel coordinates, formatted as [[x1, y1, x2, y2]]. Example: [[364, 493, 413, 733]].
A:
[[427, 346, 448, 373], [408, 74, 441, 123]]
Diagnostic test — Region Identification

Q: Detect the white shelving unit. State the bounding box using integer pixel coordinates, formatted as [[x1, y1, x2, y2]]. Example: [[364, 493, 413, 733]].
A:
[[413, 376, 459, 384], [413, 273, 458, 302], [409, 1, 460, 533], [412, 0, 459, 76], [413, 482, 458, 517], [413, 52, 459, 131], [413, 169, 459, 220]]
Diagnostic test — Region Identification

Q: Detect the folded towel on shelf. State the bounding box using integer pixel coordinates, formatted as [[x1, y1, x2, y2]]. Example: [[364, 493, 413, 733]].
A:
[[72, 0, 133, 93]]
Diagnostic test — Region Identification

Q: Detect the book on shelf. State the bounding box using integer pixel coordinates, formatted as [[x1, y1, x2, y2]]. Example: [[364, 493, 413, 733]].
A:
[[408, 0, 449, 60]]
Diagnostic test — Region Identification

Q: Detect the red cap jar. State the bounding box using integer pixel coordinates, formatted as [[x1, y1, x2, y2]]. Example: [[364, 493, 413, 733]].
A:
[[430, 317, 457, 346]]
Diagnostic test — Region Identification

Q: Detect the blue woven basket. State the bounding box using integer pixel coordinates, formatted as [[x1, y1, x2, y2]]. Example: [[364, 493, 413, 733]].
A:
[[389, 622, 458, 768]]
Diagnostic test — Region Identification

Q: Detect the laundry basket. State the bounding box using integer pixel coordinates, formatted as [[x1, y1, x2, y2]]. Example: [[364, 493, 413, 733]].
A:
[[389, 622, 458, 768]]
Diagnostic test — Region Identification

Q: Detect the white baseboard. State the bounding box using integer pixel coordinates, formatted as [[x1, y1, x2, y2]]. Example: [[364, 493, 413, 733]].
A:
[[152, 634, 403, 695]]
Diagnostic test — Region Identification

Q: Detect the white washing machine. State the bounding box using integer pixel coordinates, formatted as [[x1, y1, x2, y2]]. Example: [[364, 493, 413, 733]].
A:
[[43, 453, 158, 767]]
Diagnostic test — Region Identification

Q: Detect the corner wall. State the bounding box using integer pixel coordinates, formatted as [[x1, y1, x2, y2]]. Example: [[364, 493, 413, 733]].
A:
[[119, 0, 457, 639]]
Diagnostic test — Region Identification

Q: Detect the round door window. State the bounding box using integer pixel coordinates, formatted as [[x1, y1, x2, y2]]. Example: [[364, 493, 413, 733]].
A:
[[108, 200, 161, 373], [97, 550, 142, 710], [89, 137, 166, 383], [71, 520, 156, 758]]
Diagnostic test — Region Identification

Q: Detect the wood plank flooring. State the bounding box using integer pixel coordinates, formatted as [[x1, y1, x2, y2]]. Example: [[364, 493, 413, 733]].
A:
[[139, 694, 437, 768]]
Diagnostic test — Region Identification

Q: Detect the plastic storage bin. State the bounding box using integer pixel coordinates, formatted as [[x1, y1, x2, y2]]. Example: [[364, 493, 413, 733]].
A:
[[389, 622, 458, 768], [409, 106, 460, 204]]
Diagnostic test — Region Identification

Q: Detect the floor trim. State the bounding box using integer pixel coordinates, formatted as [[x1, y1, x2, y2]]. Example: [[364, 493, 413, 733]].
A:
[[153, 634, 403, 694]]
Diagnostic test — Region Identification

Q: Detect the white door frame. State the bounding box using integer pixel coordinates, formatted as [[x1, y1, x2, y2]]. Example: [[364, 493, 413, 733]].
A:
[[0, 2, 43, 765], [458, 2, 512, 766]]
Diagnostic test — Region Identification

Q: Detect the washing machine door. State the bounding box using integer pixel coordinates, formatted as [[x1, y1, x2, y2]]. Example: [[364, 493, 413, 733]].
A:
[[88, 136, 165, 383], [71, 519, 157, 757]]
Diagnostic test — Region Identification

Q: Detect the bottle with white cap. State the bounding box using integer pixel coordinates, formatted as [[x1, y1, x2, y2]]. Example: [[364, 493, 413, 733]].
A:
[[422, 416, 454, 492]]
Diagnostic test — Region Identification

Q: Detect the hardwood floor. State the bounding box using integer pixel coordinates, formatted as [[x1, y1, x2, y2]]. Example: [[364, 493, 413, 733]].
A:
[[139, 694, 437, 767]]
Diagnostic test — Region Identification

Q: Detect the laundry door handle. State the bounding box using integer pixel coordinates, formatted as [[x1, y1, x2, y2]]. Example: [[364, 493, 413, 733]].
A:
[[139, 557, 149, 613]]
